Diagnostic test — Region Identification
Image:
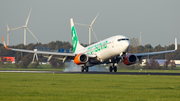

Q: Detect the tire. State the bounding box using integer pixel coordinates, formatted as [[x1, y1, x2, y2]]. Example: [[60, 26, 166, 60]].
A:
[[81, 66, 84, 72], [114, 66, 117, 72], [85, 66, 89, 72], [109, 66, 113, 72]]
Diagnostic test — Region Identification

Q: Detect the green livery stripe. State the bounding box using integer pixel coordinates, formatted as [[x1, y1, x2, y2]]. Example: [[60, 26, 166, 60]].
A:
[[87, 41, 108, 54], [71, 26, 78, 53]]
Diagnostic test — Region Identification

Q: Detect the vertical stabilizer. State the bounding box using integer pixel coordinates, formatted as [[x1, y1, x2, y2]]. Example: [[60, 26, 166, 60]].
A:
[[70, 18, 84, 53]]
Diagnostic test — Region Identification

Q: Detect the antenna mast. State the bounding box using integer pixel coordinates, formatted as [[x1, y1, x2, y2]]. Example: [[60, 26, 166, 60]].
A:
[[139, 31, 142, 46]]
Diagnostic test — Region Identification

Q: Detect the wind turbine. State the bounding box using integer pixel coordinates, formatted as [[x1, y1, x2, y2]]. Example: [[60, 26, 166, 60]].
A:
[[75, 12, 100, 45], [139, 31, 142, 46], [6, 22, 24, 46], [5, 22, 10, 46], [6, 7, 39, 46]]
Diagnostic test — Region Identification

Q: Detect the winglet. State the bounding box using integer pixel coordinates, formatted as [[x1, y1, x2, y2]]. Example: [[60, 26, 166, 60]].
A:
[[175, 38, 177, 51], [2, 36, 9, 50]]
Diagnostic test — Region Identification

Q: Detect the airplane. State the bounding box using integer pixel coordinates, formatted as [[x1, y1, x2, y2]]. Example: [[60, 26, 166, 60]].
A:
[[2, 18, 178, 72]]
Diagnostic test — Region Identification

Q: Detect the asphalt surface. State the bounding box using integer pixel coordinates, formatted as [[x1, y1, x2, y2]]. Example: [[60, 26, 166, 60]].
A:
[[1, 70, 180, 75]]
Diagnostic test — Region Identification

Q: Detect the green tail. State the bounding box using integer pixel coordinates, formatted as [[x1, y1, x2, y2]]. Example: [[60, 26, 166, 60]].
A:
[[70, 18, 84, 53]]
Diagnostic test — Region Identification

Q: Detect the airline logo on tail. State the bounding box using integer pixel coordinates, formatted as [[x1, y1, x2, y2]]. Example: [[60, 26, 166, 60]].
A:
[[71, 26, 78, 53], [70, 18, 85, 53]]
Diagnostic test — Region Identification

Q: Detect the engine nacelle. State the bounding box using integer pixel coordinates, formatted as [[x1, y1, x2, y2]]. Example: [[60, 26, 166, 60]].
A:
[[123, 54, 137, 65], [74, 53, 88, 65]]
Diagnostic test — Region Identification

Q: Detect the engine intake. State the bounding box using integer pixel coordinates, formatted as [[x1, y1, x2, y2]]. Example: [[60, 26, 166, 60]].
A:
[[124, 54, 137, 65], [74, 53, 88, 65]]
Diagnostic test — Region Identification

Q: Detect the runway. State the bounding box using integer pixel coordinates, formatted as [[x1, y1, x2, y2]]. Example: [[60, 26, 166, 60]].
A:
[[1, 70, 180, 75]]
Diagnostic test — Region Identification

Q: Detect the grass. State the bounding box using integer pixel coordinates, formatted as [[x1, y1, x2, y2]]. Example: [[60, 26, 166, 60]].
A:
[[1, 63, 180, 73], [1, 64, 52, 69], [1, 64, 64, 71], [117, 69, 180, 73], [0, 73, 180, 101]]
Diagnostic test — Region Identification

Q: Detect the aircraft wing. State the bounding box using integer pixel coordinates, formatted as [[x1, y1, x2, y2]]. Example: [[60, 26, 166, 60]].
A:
[[134, 38, 177, 57], [134, 50, 176, 57], [2, 37, 96, 61]]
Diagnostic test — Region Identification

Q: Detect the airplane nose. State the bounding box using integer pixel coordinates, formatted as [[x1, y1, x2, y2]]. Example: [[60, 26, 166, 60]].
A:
[[123, 41, 130, 51]]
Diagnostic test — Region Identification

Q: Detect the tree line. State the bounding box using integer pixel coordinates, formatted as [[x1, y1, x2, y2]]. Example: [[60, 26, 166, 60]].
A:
[[0, 38, 179, 68], [0, 41, 72, 68], [119, 38, 180, 70], [129, 38, 180, 60]]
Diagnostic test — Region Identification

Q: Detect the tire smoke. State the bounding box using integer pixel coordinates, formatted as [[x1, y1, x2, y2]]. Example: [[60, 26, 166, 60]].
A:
[[63, 60, 108, 72]]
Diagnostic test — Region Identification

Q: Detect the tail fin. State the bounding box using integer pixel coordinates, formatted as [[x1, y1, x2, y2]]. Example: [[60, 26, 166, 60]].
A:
[[70, 18, 84, 53]]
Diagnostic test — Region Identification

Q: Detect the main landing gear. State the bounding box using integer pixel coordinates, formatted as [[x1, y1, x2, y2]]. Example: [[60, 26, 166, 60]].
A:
[[81, 66, 89, 72], [109, 64, 117, 72]]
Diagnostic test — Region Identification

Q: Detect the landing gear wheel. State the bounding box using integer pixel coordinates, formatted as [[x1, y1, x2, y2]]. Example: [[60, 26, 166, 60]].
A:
[[109, 66, 113, 72], [81, 66, 84, 72], [85, 66, 89, 72], [114, 66, 117, 72]]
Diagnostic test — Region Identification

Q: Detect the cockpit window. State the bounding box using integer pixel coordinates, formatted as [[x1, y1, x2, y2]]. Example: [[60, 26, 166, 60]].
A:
[[117, 39, 121, 41], [117, 38, 129, 41]]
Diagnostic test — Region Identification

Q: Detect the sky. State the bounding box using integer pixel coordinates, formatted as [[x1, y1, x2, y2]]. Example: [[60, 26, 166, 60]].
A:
[[0, 0, 180, 47]]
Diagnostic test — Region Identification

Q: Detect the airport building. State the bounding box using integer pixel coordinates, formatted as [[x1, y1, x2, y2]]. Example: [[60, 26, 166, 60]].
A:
[[0, 57, 15, 64]]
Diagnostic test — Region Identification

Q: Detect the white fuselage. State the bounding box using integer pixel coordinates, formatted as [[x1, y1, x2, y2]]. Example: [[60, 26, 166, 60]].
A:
[[76, 35, 130, 64]]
